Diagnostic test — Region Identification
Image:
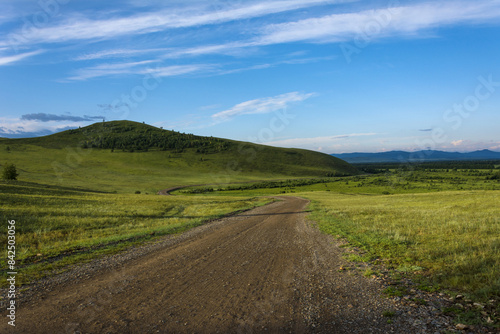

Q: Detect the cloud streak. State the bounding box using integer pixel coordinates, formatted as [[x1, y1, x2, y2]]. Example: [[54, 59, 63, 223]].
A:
[[21, 113, 105, 122], [67, 61, 209, 81], [0, 50, 43, 66], [4, 0, 341, 47], [257, 1, 500, 45], [143, 1, 500, 59], [212, 92, 315, 120], [263, 133, 378, 148]]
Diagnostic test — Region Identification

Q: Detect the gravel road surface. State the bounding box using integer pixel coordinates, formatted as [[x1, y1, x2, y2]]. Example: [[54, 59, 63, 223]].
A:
[[1, 197, 483, 333]]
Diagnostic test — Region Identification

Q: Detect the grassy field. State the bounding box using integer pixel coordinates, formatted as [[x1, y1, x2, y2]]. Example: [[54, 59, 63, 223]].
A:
[[0, 181, 271, 286], [1, 132, 499, 326], [305, 191, 500, 300], [174, 168, 500, 196], [0, 121, 357, 193], [176, 170, 500, 303]]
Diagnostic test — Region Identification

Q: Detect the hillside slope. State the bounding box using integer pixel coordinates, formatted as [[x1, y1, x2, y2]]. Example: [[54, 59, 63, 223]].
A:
[[0, 121, 357, 192]]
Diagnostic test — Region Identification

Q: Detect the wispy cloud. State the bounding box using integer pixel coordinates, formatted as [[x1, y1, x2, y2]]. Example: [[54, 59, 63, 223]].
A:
[[152, 1, 500, 59], [0, 50, 43, 66], [263, 133, 378, 148], [74, 48, 169, 61], [67, 60, 157, 80], [144, 64, 214, 77], [21, 113, 105, 122], [257, 1, 500, 45], [212, 92, 315, 120], [4, 0, 340, 47], [67, 60, 209, 81]]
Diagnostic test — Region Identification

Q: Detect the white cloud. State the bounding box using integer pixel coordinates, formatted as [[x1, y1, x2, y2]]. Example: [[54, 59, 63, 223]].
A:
[[3, 0, 341, 47], [263, 133, 377, 147], [489, 143, 500, 151], [0, 116, 88, 137], [0, 50, 43, 66], [257, 1, 500, 45], [143, 64, 213, 77], [212, 92, 315, 120], [74, 48, 169, 61], [451, 139, 464, 147], [67, 61, 208, 81], [155, 1, 500, 58]]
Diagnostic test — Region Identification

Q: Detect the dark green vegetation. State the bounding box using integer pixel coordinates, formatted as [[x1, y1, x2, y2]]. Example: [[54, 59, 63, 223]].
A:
[[355, 160, 500, 174], [176, 168, 500, 327], [1, 163, 18, 180], [0, 121, 357, 193], [178, 178, 334, 194], [175, 167, 500, 196], [0, 120, 355, 286], [0, 181, 271, 286], [0, 123, 498, 327]]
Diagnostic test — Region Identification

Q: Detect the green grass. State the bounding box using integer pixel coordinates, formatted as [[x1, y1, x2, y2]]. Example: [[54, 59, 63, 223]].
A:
[[174, 168, 500, 197], [0, 121, 357, 193], [0, 181, 271, 286], [302, 190, 500, 301], [1, 126, 499, 326]]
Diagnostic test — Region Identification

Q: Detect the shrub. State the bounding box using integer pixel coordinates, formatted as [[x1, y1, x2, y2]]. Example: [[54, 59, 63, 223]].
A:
[[487, 172, 500, 180], [2, 163, 18, 180]]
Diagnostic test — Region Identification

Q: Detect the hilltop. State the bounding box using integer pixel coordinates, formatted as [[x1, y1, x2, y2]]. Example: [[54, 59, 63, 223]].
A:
[[0, 121, 358, 193]]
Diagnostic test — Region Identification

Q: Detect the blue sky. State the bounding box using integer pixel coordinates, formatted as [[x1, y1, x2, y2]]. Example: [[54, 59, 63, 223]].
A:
[[1, 0, 500, 153]]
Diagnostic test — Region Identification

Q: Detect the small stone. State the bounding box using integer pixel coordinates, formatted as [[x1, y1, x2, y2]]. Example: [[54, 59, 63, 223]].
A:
[[473, 302, 484, 309], [486, 317, 494, 324], [455, 323, 468, 330], [455, 294, 464, 300], [37, 253, 43, 256]]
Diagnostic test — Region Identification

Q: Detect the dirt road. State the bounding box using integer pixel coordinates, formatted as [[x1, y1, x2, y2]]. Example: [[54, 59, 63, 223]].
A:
[[2, 197, 449, 333]]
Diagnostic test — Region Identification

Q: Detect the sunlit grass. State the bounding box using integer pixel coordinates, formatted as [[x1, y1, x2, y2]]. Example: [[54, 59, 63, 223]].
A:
[[0, 181, 270, 286], [303, 190, 500, 300]]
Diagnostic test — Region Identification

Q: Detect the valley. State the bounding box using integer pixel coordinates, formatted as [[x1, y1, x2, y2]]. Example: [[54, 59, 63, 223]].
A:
[[0, 121, 499, 332]]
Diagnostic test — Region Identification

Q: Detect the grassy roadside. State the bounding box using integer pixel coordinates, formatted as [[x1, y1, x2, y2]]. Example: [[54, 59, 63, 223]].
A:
[[303, 191, 500, 298], [178, 172, 500, 326], [302, 190, 499, 326], [0, 181, 271, 287]]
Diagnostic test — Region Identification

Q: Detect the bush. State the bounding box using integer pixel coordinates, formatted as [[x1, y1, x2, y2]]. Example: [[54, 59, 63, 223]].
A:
[[2, 163, 19, 180], [487, 172, 500, 180]]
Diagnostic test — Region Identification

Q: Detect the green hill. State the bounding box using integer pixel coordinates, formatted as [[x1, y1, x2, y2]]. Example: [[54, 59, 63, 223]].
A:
[[0, 121, 358, 193]]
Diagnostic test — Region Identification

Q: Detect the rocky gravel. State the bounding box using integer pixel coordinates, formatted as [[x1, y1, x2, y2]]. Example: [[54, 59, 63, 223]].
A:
[[1, 196, 498, 333]]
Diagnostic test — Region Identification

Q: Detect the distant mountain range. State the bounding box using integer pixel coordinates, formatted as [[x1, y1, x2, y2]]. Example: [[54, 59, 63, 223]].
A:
[[331, 150, 500, 163]]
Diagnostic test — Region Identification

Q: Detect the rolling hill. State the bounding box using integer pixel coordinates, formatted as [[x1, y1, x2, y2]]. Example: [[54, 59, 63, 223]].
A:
[[0, 121, 358, 193], [332, 149, 500, 163]]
